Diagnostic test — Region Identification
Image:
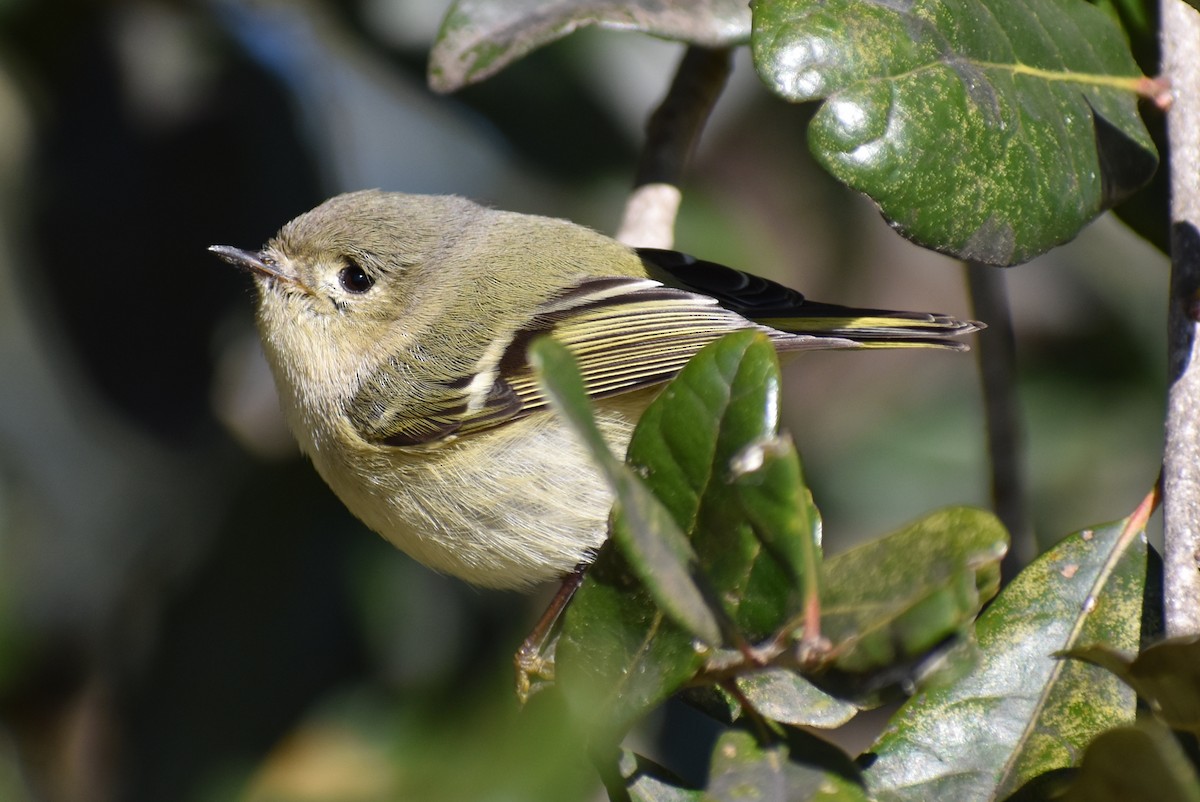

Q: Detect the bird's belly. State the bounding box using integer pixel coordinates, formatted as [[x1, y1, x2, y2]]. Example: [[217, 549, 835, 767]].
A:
[[313, 405, 642, 589]]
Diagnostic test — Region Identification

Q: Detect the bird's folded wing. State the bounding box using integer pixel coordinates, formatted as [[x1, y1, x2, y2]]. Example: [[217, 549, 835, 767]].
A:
[[349, 251, 978, 448], [349, 276, 804, 447]]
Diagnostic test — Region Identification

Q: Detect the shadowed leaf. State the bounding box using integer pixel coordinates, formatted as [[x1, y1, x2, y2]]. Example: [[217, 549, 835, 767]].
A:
[[821, 507, 1007, 675], [1063, 721, 1200, 802], [618, 751, 702, 802], [705, 729, 868, 801], [1064, 636, 1200, 735], [430, 0, 750, 92]]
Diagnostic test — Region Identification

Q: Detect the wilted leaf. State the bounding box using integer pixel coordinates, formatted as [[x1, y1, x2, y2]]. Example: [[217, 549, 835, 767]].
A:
[[429, 0, 751, 92], [821, 507, 1007, 675], [863, 516, 1148, 801], [751, 0, 1157, 265]]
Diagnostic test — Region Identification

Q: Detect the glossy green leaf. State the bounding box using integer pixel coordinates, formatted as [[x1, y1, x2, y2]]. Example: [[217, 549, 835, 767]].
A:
[[531, 336, 722, 648], [821, 507, 1007, 675], [429, 0, 750, 92], [733, 433, 823, 628], [751, 0, 1157, 265], [1065, 636, 1200, 734], [704, 729, 868, 801], [629, 330, 810, 639], [552, 331, 822, 741], [1063, 721, 1200, 802], [864, 517, 1148, 801]]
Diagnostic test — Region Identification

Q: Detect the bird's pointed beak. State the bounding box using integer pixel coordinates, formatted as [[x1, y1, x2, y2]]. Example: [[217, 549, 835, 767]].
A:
[[209, 245, 296, 284]]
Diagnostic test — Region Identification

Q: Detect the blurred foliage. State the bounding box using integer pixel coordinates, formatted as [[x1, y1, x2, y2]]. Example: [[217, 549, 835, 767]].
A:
[[0, 0, 1173, 800]]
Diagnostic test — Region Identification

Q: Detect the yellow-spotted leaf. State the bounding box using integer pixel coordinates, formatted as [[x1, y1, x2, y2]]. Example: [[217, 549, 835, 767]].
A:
[[863, 516, 1148, 801], [752, 0, 1157, 265]]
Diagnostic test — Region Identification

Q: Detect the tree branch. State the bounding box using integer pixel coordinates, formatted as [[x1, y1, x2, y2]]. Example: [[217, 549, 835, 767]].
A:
[[1161, 0, 1200, 638], [966, 263, 1034, 575], [615, 46, 732, 248]]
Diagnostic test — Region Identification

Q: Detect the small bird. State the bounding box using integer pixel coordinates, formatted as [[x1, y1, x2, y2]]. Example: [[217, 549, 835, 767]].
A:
[[211, 190, 979, 591]]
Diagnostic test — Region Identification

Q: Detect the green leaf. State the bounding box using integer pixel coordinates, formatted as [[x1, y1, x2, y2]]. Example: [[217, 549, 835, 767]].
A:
[[429, 0, 751, 92], [704, 729, 868, 801], [533, 334, 720, 743], [618, 750, 702, 802], [1002, 768, 1077, 801], [751, 0, 1157, 265], [864, 516, 1148, 801], [733, 433, 823, 630], [555, 552, 707, 743], [821, 507, 1007, 675], [530, 336, 723, 647], [629, 330, 812, 639], [734, 669, 857, 729], [552, 331, 821, 741], [1064, 636, 1200, 735], [1063, 721, 1200, 802]]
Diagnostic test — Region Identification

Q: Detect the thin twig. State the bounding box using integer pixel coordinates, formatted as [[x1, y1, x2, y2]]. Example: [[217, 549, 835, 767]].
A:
[[966, 263, 1035, 575], [615, 46, 732, 248], [1161, 0, 1200, 638]]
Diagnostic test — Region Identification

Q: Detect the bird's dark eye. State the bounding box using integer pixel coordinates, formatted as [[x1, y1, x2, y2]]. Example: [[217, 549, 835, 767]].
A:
[[338, 262, 375, 294]]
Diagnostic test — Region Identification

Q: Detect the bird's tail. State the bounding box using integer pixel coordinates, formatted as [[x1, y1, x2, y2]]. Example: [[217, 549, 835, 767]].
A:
[[754, 302, 982, 351], [639, 248, 982, 351]]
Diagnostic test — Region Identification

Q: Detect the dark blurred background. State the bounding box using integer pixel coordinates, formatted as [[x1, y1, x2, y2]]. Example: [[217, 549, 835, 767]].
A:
[[0, 1, 1167, 800]]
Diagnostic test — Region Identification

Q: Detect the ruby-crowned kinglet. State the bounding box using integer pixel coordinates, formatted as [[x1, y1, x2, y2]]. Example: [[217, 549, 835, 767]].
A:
[[211, 190, 979, 590]]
